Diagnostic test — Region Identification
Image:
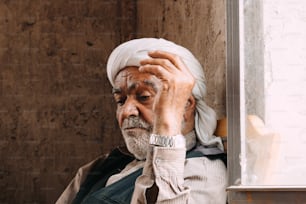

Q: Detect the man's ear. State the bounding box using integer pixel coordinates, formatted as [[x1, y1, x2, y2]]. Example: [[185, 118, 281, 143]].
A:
[[185, 96, 196, 109], [184, 96, 196, 119]]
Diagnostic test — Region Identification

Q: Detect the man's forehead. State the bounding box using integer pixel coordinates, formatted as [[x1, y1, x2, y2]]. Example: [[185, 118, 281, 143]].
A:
[[114, 66, 139, 81], [113, 70, 159, 93], [113, 79, 158, 93], [114, 67, 158, 83]]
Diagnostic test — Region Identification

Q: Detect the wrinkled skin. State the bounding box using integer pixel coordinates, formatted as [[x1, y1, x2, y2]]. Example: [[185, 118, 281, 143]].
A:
[[139, 50, 196, 136], [113, 50, 196, 159]]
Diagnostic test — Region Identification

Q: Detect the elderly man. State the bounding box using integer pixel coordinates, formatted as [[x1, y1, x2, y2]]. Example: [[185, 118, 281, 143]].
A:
[[57, 38, 227, 204]]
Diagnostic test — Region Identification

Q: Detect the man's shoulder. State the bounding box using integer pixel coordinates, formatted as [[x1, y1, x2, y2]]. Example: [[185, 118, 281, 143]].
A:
[[88, 146, 134, 173], [74, 146, 135, 182], [187, 146, 227, 167]]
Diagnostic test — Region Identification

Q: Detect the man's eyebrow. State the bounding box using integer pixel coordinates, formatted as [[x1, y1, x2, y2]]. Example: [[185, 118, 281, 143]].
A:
[[112, 88, 121, 94], [112, 80, 158, 94], [126, 81, 157, 92], [143, 80, 158, 92]]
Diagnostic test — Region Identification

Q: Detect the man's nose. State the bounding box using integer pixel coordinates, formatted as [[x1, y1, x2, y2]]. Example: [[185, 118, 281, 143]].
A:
[[121, 98, 139, 119]]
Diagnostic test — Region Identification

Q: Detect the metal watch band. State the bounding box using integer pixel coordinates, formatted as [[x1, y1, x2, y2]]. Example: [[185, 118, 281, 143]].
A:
[[149, 134, 186, 148]]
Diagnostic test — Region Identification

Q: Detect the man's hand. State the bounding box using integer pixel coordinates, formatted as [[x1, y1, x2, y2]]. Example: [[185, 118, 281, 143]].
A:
[[139, 50, 195, 136]]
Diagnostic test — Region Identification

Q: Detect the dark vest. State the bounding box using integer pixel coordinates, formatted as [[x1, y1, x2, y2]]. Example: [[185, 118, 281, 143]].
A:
[[72, 146, 226, 204]]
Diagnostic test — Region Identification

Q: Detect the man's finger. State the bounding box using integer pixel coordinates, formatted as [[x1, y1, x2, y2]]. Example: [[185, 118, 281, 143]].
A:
[[138, 64, 172, 80], [147, 50, 183, 70], [140, 58, 177, 73]]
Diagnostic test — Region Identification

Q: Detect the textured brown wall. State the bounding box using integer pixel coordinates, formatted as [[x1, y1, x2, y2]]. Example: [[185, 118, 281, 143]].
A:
[[0, 0, 135, 203], [0, 0, 225, 203]]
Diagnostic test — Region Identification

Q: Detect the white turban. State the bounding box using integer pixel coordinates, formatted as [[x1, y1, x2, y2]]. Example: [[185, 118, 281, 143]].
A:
[[106, 38, 223, 151]]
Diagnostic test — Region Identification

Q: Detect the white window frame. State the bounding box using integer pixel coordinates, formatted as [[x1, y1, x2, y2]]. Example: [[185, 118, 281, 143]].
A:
[[226, 0, 306, 203]]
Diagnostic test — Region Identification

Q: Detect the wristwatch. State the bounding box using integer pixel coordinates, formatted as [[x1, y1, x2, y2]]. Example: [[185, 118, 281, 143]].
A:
[[149, 134, 186, 148]]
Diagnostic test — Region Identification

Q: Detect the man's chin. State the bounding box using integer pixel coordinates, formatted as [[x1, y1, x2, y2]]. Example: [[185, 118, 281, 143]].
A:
[[122, 132, 150, 160], [125, 141, 148, 160]]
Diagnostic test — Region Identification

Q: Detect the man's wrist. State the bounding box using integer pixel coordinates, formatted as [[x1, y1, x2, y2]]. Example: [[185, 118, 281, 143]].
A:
[[149, 134, 186, 148]]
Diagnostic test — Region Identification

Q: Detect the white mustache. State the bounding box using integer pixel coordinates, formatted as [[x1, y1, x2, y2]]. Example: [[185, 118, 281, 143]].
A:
[[122, 117, 152, 131]]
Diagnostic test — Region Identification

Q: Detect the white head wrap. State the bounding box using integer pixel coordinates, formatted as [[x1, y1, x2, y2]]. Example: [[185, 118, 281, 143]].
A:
[[106, 38, 223, 150]]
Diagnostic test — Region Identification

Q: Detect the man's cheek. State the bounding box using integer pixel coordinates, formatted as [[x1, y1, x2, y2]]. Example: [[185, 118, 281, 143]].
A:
[[116, 110, 122, 127], [143, 112, 154, 126]]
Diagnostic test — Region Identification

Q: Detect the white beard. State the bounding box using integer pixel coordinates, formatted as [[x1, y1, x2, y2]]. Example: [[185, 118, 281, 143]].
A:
[[121, 116, 152, 160], [122, 131, 150, 160], [121, 116, 188, 160]]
